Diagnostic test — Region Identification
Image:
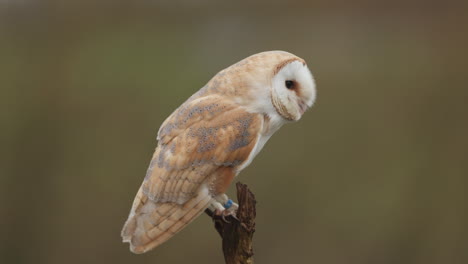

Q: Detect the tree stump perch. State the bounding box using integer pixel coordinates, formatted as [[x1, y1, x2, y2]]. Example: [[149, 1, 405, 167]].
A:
[[205, 182, 256, 264]]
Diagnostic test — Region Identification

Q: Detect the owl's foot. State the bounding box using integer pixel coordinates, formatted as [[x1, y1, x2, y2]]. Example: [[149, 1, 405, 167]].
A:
[[213, 208, 239, 223], [208, 195, 239, 223], [208, 199, 238, 223]]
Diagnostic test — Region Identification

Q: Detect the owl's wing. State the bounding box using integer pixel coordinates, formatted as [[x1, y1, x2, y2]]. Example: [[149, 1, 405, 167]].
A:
[[145, 93, 263, 203], [122, 93, 263, 253]]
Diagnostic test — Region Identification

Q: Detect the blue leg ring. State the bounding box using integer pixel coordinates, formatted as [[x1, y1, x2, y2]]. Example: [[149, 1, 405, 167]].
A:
[[223, 199, 233, 209]]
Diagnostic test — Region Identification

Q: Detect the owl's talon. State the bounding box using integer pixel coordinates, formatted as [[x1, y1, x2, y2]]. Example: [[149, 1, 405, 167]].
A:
[[222, 214, 231, 223], [212, 209, 222, 222], [230, 214, 240, 222]]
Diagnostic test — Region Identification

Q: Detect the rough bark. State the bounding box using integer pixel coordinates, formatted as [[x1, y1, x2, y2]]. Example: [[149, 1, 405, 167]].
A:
[[205, 182, 256, 264]]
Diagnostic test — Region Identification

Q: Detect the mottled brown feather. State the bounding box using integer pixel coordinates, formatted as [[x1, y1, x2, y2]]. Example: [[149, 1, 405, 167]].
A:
[[143, 94, 262, 204]]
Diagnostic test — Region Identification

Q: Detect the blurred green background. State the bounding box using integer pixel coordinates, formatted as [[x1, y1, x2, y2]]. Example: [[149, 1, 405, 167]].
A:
[[1, 1, 468, 263]]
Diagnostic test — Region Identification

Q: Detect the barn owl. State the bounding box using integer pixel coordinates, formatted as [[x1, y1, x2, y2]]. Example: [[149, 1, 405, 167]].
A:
[[121, 51, 316, 253]]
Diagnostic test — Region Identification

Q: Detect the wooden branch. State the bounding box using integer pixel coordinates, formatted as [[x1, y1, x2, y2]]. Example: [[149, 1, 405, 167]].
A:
[[205, 182, 257, 264]]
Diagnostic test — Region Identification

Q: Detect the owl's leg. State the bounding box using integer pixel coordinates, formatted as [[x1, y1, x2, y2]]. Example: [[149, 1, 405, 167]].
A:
[[214, 194, 239, 213], [207, 200, 226, 212]]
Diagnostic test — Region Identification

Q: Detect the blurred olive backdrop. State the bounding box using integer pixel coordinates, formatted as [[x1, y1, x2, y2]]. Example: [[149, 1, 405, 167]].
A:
[[1, 1, 467, 264]]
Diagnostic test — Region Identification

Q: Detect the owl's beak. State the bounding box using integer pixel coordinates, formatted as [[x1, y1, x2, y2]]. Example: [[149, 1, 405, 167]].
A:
[[298, 101, 308, 115]]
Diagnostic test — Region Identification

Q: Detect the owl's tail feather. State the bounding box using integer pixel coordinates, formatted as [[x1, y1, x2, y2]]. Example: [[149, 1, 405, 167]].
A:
[[121, 187, 212, 254]]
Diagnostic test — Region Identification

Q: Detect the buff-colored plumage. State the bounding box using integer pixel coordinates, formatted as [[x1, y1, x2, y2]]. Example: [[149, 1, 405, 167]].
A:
[[122, 51, 316, 253]]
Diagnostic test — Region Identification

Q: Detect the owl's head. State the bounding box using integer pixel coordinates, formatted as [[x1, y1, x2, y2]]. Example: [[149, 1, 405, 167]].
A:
[[269, 55, 316, 121], [208, 51, 316, 122]]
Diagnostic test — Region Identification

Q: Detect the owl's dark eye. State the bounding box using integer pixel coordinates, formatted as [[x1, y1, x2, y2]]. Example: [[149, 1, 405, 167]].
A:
[[285, 80, 294, 89]]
